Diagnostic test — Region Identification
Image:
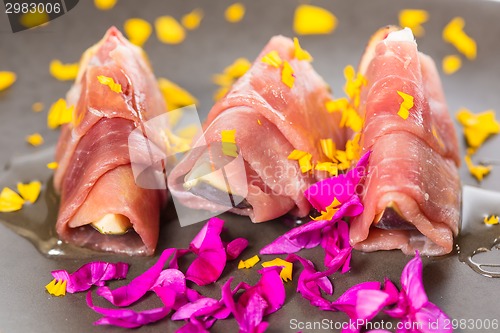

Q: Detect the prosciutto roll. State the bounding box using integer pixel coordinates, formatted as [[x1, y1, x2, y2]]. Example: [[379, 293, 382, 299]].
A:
[[350, 27, 461, 256], [54, 27, 168, 255], [168, 36, 344, 222]]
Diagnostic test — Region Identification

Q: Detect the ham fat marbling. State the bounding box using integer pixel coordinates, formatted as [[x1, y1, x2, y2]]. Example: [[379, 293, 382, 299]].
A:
[[54, 27, 167, 255], [350, 27, 461, 256]]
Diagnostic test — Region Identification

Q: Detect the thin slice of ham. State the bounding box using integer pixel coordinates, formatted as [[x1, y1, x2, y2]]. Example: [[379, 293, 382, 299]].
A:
[[350, 27, 461, 256], [168, 36, 344, 222], [54, 27, 168, 255]]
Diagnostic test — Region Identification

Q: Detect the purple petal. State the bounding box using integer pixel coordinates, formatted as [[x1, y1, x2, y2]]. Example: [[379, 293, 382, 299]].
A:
[[221, 277, 242, 323], [186, 219, 227, 286], [226, 237, 249, 260], [87, 292, 171, 328], [238, 267, 285, 316], [240, 292, 267, 332], [401, 252, 428, 311], [51, 262, 128, 293], [96, 248, 177, 306], [414, 302, 452, 333]]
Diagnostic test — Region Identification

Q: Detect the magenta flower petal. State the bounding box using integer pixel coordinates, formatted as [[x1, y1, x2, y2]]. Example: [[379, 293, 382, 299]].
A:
[[186, 219, 227, 286], [414, 302, 452, 333], [50, 261, 128, 293], [176, 319, 211, 333], [87, 292, 171, 328], [331, 281, 384, 319], [321, 220, 352, 273], [400, 251, 428, 311], [96, 247, 177, 306], [226, 237, 249, 261]]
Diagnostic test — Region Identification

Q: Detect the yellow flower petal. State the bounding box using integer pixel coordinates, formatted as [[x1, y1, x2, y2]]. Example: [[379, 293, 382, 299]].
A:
[[456, 109, 500, 149], [293, 37, 313, 62], [224, 58, 252, 79], [396, 91, 414, 120], [261, 50, 283, 68], [221, 129, 237, 157], [32, 102, 44, 113], [45, 279, 67, 297], [155, 16, 186, 45], [182, 8, 203, 30], [20, 12, 49, 28], [465, 154, 492, 182], [442, 54, 462, 75], [261, 258, 293, 282], [287, 149, 308, 160], [238, 255, 260, 269], [225, 3, 245, 23], [47, 162, 59, 170], [398, 9, 429, 38], [484, 215, 499, 225], [221, 129, 236, 144], [47, 99, 74, 129], [0, 71, 16, 91], [442, 17, 476, 60], [281, 61, 295, 88], [49, 60, 79, 81], [293, 4, 337, 35], [320, 138, 336, 161], [298, 154, 313, 173], [94, 0, 117, 11], [315, 162, 338, 176], [214, 86, 229, 101], [124, 18, 152, 47], [158, 77, 198, 111], [17, 181, 42, 204], [26, 133, 44, 147], [325, 98, 349, 114], [0, 187, 25, 213], [97, 75, 122, 93], [313, 198, 341, 221], [257, 119, 262, 126]]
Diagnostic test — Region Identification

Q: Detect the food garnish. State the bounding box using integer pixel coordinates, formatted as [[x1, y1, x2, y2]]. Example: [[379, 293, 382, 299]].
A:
[[465, 153, 492, 182], [442, 54, 462, 75], [123, 18, 152, 47], [398, 9, 429, 37], [49, 60, 79, 81], [261, 50, 283, 68], [212, 58, 251, 101], [225, 3, 245, 23], [456, 108, 500, 150], [45, 279, 67, 297], [26, 133, 44, 147], [17, 181, 41, 204], [157, 77, 198, 110], [281, 61, 295, 88], [443, 17, 477, 60], [182, 9, 204, 30], [94, 0, 117, 11], [0, 71, 16, 91], [396, 90, 414, 120], [238, 255, 260, 269], [293, 4, 337, 35], [484, 215, 499, 225], [221, 129, 238, 157], [31, 102, 44, 112], [0, 187, 25, 212], [47, 162, 58, 170], [293, 37, 313, 61], [97, 75, 122, 93], [261, 258, 293, 282], [155, 16, 186, 44], [19, 12, 49, 28], [47, 98, 73, 129]]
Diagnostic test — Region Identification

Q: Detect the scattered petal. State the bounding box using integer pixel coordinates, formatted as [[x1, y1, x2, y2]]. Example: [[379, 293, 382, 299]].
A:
[[226, 238, 249, 261], [398, 9, 429, 38], [225, 3, 245, 23], [47, 98, 74, 129], [456, 108, 500, 149], [484, 215, 499, 225], [294, 4, 337, 35], [213, 58, 251, 101], [158, 77, 198, 110], [261, 50, 283, 68], [47, 161, 58, 170], [49, 60, 79, 81], [0, 71, 16, 91], [293, 37, 313, 61], [19, 12, 49, 28], [155, 16, 186, 44], [281, 60, 295, 88], [238, 255, 260, 269], [442, 17, 477, 60], [396, 90, 414, 120], [0, 187, 25, 212], [94, 0, 117, 11], [182, 9, 204, 30], [26, 133, 44, 147], [442, 54, 462, 75], [124, 18, 152, 47], [45, 279, 67, 297], [261, 258, 293, 282], [97, 75, 122, 93], [17, 181, 41, 204], [465, 153, 491, 182]]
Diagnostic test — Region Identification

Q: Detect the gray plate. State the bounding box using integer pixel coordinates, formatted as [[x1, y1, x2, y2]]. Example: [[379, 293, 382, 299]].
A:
[[1, 0, 500, 332]]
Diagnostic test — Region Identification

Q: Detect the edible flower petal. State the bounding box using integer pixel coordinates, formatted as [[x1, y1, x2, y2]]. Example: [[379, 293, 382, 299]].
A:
[[226, 237, 249, 261], [47, 98, 74, 129], [225, 3, 245, 23], [49, 60, 79, 81], [97, 75, 122, 93], [293, 5, 337, 35], [320, 138, 336, 161], [398, 9, 429, 38], [17, 181, 41, 204], [293, 37, 313, 61], [212, 58, 251, 101], [281, 60, 295, 88], [158, 77, 198, 111], [442, 54, 462, 75], [182, 9, 204, 30], [50, 261, 128, 294], [47, 161, 58, 170], [186, 217, 227, 285], [261, 258, 293, 282], [155, 16, 186, 44], [26, 133, 44, 146], [238, 255, 260, 269], [0, 187, 25, 212], [0, 71, 16, 91], [261, 50, 283, 68], [396, 90, 414, 120], [456, 108, 500, 149], [94, 0, 117, 11], [124, 18, 152, 47], [443, 17, 476, 60], [484, 215, 499, 225], [465, 153, 491, 182], [45, 279, 67, 297]]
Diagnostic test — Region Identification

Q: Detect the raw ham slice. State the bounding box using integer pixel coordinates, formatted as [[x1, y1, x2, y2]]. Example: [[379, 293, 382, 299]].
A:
[[350, 27, 461, 256], [54, 27, 168, 255], [168, 36, 344, 222]]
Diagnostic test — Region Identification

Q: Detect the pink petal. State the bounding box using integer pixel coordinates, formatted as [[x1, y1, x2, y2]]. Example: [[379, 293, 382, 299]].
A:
[[238, 267, 285, 316], [176, 320, 211, 333], [96, 248, 177, 306], [414, 302, 452, 333], [321, 220, 352, 273], [171, 297, 220, 320], [331, 281, 382, 318], [401, 252, 428, 311], [51, 261, 128, 293], [186, 219, 227, 286], [226, 237, 249, 260]]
